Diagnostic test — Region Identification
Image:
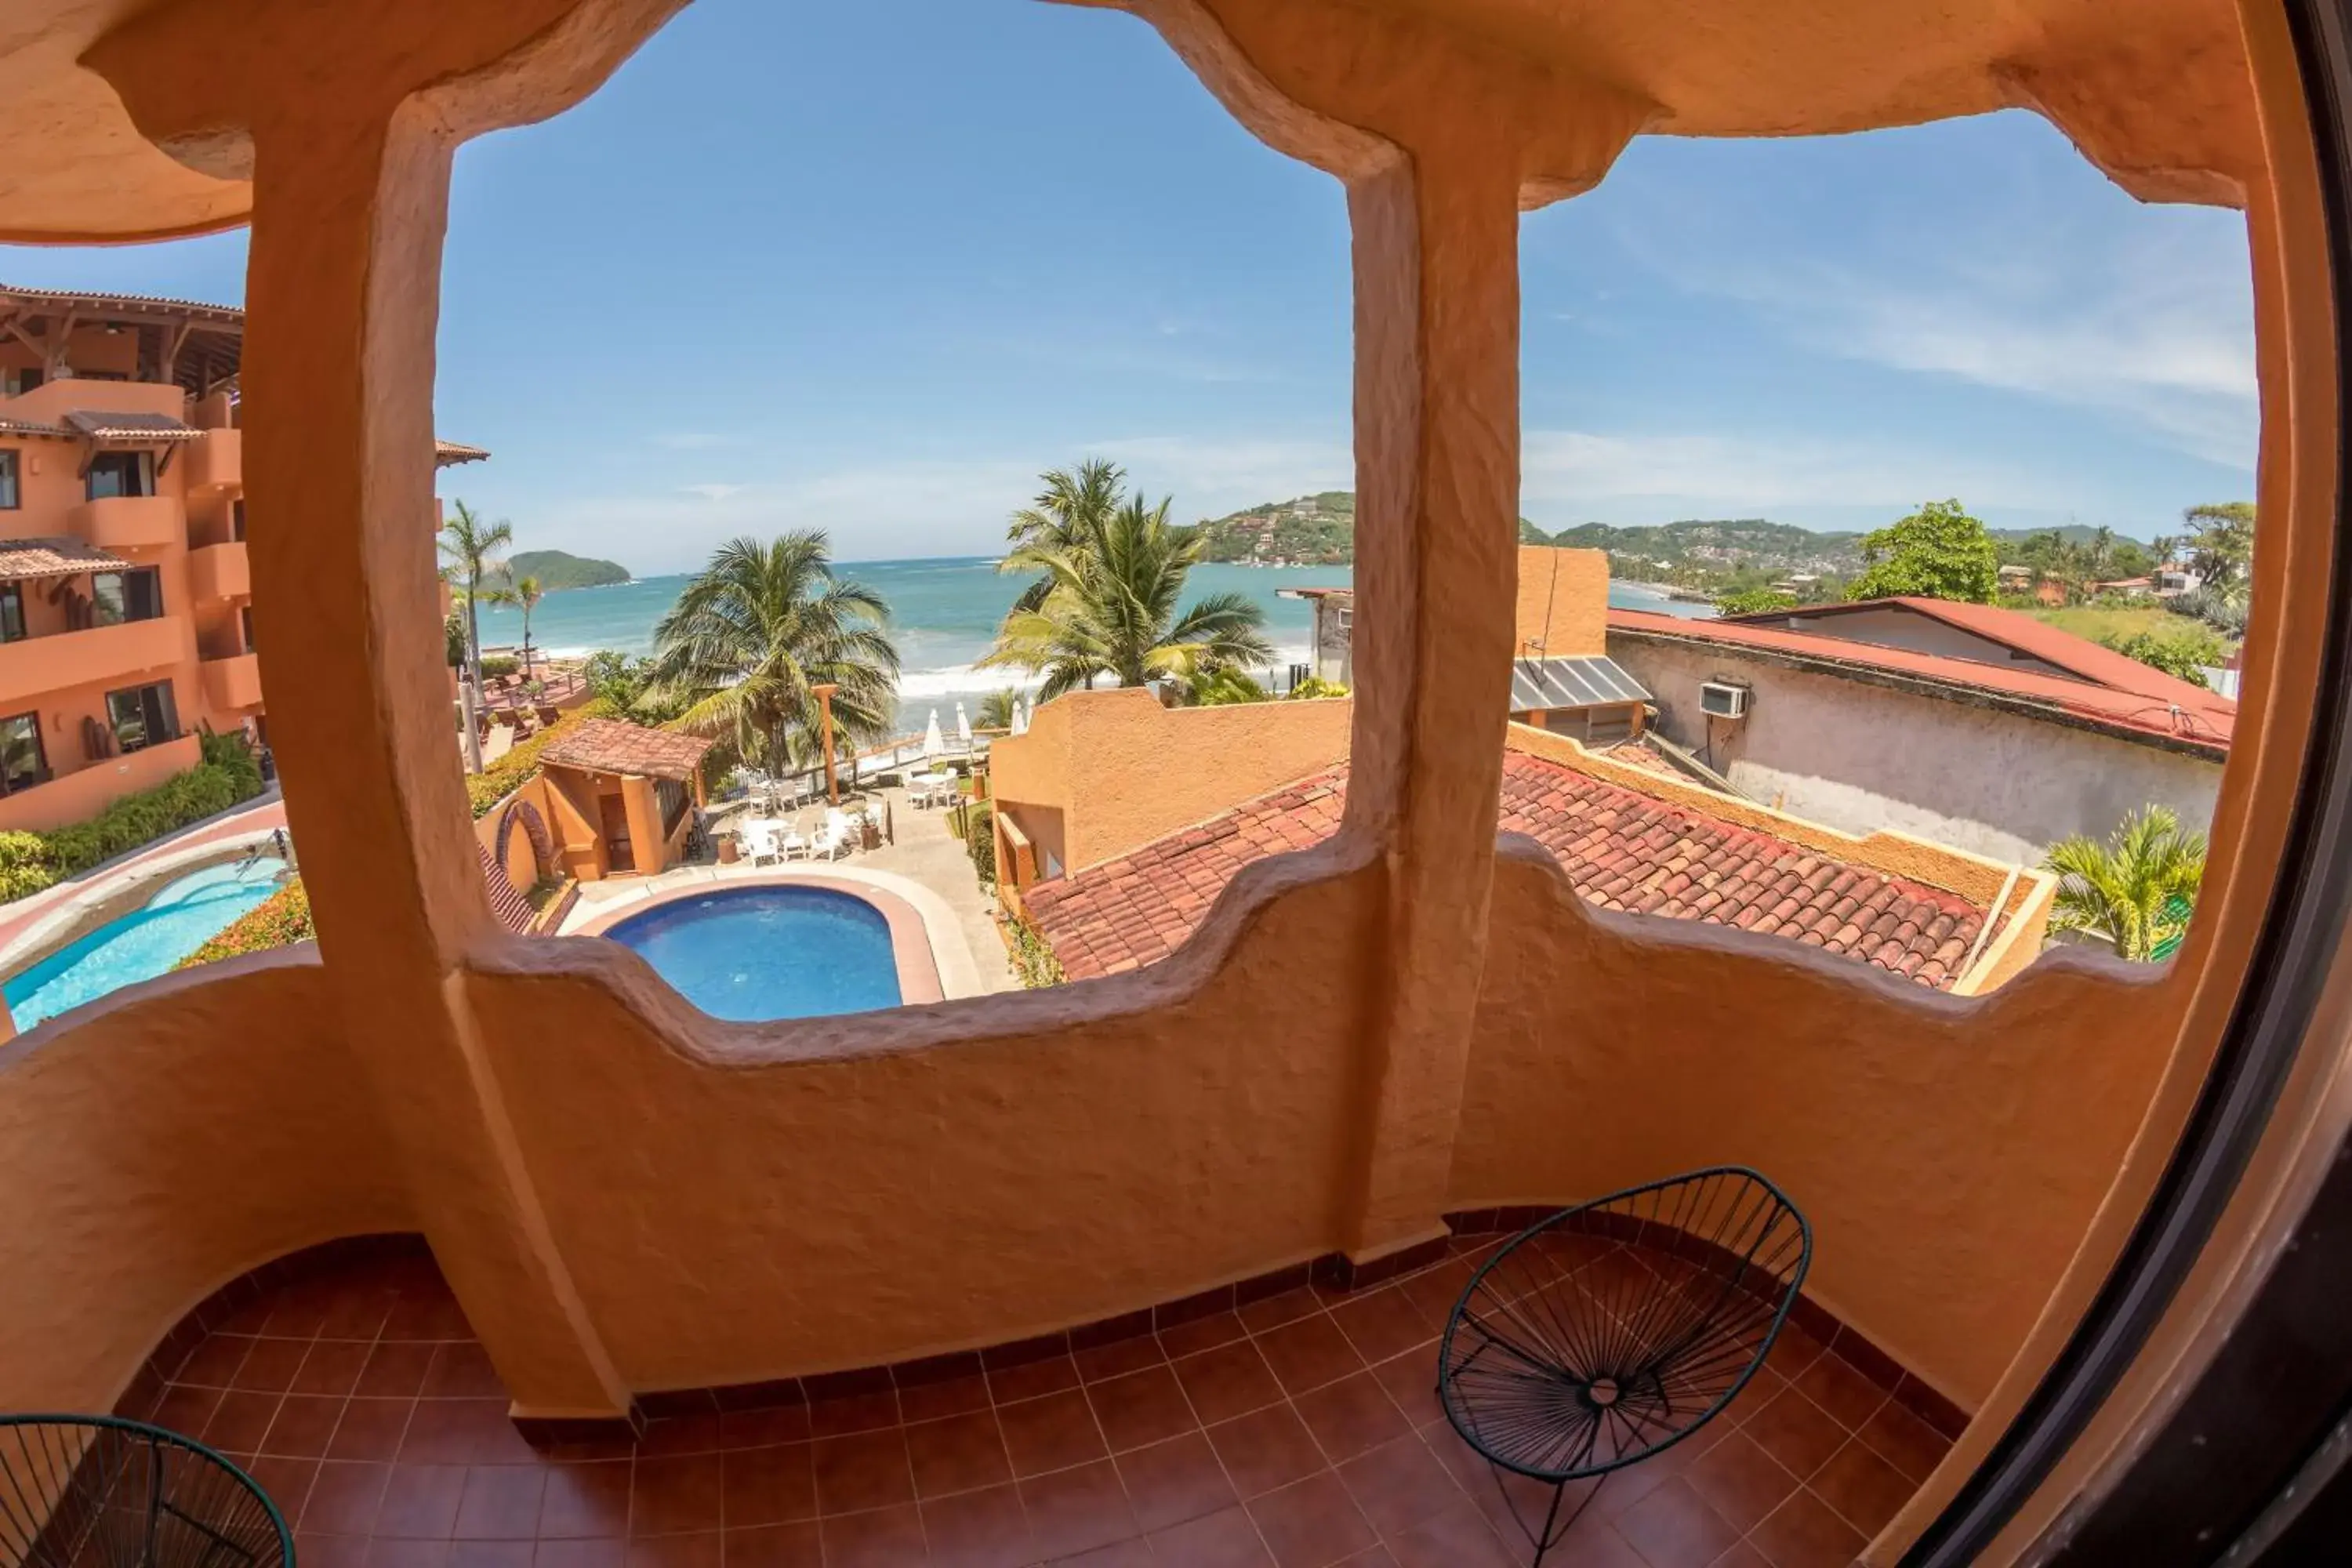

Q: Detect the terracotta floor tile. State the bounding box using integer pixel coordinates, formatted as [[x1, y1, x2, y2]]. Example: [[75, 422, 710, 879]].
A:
[[1207, 1404, 1327, 1501], [819, 1504, 927, 1568], [807, 1392, 901, 1439], [717, 1523, 820, 1568], [898, 1377, 990, 1426], [995, 1389, 1107, 1479], [1016, 1460, 1136, 1560], [1684, 1432, 1799, 1535], [1047, 1538, 1152, 1566], [1073, 1335, 1166, 1386], [355, 1344, 436, 1400], [1367, 1354, 1443, 1432], [537, 1541, 627, 1568], [634, 1455, 726, 1536], [1173, 1342, 1284, 1426], [624, 1530, 721, 1568], [1706, 1542, 1773, 1568], [1338, 1548, 1399, 1568], [1238, 1289, 1322, 1336], [1253, 1316, 1363, 1397], [1809, 1438, 1916, 1538], [641, 1416, 724, 1458], [1325, 1291, 1432, 1367], [264, 1396, 351, 1458], [206, 1390, 286, 1454], [1748, 1488, 1868, 1568], [1723, 1366, 1790, 1427], [1086, 1365, 1197, 1454], [1115, 1432, 1237, 1534], [304, 1462, 393, 1535], [234, 1338, 314, 1393], [717, 1406, 811, 1450], [246, 1456, 321, 1526], [985, 1353, 1080, 1406], [1857, 1401, 1951, 1486], [1788, 1355, 1884, 1434], [1294, 1374, 1409, 1467], [811, 1429, 916, 1515], [717, 1443, 815, 1529], [1335, 1436, 1466, 1540], [376, 1465, 467, 1540], [1380, 1499, 1517, 1568], [450, 1541, 533, 1568], [367, 1538, 451, 1568], [1158, 1311, 1247, 1360], [540, 1462, 634, 1538], [153, 1384, 225, 1439], [318, 1294, 397, 1342], [1610, 1476, 1741, 1568], [176, 1335, 256, 1388], [1762, 1325, 1829, 1385], [916, 1483, 1031, 1568], [401, 1401, 494, 1465], [1546, 1514, 1649, 1568], [453, 1466, 546, 1541], [1743, 1390, 1849, 1484], [1247, 1472, 1376, 1568], [296, 1536, 370, 1568], [1145, 1504, 1276, 1568], [904, 1411, 1013, 1499], [426, 1344, 507, 1400], [295, 1341, 375, 1399]]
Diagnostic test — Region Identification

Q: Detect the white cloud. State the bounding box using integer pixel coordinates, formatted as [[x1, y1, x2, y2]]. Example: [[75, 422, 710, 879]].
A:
[[652, 433, 738, 450], [681, 482, 746, 501]]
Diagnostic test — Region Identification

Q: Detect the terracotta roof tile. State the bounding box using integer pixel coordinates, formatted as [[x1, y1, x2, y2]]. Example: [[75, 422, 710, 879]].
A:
[[538, 718, 713, 782], [1023, 751, 1995, 992], [0, 535, 134, 580]]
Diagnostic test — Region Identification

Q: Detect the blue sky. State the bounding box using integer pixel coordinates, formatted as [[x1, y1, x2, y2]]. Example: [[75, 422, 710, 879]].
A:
[[0, 0, 2256, 572]]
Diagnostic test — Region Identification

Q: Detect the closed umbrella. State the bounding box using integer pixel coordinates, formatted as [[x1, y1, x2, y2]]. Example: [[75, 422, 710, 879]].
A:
[[955, 702, 972, 752], [1011, 699, 1029, 736], [923, 708, 945, 764]]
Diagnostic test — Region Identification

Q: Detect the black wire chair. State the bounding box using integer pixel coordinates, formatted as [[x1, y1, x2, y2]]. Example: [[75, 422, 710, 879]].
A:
[[1437, 1167, 1812, 1564], [0, 1415, 292, 1568]]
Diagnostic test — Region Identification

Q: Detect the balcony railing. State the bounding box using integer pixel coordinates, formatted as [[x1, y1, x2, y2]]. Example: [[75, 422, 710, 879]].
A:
[[182, 427, 240, 495], [186, 540, 249, 601], [0, 731, 201, 833], [0, 615, 189, 699], [199, 651, 262, 712], [68, 494, 183, 551]]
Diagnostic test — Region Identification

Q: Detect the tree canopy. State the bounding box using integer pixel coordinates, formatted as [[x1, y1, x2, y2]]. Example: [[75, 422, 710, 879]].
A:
[[1848, 499, 1998, 603]]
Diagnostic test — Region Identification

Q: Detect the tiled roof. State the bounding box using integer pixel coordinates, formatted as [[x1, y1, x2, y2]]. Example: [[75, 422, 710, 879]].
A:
[[434, 439, 490, 467], [0, 418, 68, 439], [539, 718, 713, 782], [1611, 606, 2234, 755], [0, 285, 244, 325], [1023, 753, 1994, 989], [64, 409, 198, 441], [0, 536, 134, 580]]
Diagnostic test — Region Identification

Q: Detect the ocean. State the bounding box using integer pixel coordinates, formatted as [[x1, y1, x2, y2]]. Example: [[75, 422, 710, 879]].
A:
[[466, 557, 1715, 730]]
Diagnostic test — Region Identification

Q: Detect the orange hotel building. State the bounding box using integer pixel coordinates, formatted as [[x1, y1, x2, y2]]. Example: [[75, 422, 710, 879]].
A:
[[0, 285, 483, 833]]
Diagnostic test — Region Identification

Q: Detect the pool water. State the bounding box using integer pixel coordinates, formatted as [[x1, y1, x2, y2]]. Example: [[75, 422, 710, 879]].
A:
[[604, 886, 902, 1022], [4, 854, 292, 1029]]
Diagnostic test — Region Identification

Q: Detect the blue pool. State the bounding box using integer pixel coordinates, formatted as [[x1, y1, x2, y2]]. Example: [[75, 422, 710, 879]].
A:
[[604, 885, 902, 1022], [5, 854, 292, 1029]]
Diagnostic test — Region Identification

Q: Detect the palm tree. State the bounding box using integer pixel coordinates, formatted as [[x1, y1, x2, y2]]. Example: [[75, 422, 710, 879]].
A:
[[1000, 459, 1123, 614], [2043, 806, 2208, 961], [437, 499, 511, 772], [975, 689, 1022, 732], [982, 488, 1273, 701], [510, 575, 545, 680], [645, 532, 901, 779]]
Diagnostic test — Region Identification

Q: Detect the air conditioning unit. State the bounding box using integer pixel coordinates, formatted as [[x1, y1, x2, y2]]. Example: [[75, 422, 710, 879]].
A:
[[1699, 681, 1749, 720]]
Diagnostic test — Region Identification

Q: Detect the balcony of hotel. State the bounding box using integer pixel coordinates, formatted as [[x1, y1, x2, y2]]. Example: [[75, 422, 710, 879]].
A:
[[201, 649, 263, 712], [0, 2, 2342, 1566], [68, 492, 184, 551], [188, 539, 252, 601], [183, 426, 242, 495]]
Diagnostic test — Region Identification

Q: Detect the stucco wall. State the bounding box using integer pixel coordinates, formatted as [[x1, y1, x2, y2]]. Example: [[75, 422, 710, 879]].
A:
[[1763, 606, 2074, 678], [989, 687, 1354, 873], [0, 956, 408, 1411], [1513, 546, 1608, 658], [1612, 633, 2226, 862], [1455, 845, 2176, 1407]]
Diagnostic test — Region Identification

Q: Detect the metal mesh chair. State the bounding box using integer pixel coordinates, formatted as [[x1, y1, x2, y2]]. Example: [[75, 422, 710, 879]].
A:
[[0, 1415, 292, 1568], [1438, 1167, 1811, 1563]]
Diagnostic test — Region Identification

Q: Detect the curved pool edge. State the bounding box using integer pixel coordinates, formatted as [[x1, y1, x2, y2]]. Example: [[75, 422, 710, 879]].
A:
[[0, 830, 290, 981], [571, 873, 946, 1007]]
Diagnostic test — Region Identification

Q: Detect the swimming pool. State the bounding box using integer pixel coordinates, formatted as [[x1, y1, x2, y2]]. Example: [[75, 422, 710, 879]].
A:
[[603, 884, 904, 1021], [4, 854, 292, 1029]]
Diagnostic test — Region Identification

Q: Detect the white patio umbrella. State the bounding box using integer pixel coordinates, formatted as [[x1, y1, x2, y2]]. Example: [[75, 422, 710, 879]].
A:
[[955, 702, 972, 751], [922, 708, 945, 764], [1011, 699, 1029, 736]]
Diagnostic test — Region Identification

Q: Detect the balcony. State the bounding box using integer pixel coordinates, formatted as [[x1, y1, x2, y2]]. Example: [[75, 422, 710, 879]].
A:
[[199, 650, 261, 711], [0, 376, 187, 429], [186, 540, 249, 601], [181, 426, 240, 495], [68, 494, 183, 550], [0, 614, 188, 699]]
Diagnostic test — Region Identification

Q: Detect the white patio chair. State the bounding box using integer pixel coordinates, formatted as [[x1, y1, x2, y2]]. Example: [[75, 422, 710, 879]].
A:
[[742, 826, 779, 866], [778, 826, 810, 860]]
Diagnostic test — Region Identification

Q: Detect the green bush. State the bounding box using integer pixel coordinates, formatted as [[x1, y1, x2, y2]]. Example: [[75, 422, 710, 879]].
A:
[[1287, 677, 1350, 700], [176, 878, 314, 969], [0, 740, 270, 905], [1004, 913, 1064, 989], [2102, 628, 2228, 688], [966, 803, 996, 890], [466, 699, 614, 818], [478, 655, 521, 680], [1713, 588, 1799, 616]]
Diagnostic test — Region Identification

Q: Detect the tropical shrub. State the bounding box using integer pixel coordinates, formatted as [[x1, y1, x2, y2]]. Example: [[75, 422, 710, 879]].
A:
[[177, 878, 315, 968], [465, 699, 614, 818], [2101, 628, 2227, 688], [2044, 806, 2207, 961], [966, 804, 997, 890], [479, 655, 520, 681], [1713, 589, 1798, 616], [0, 833, 51, 902], [2172, 587, 2251, 639], [0, 742, 270, 905], [1184, 667, 1272, 706], [1287, 677, 1349, 700], [1004, 913, 1064, 988]]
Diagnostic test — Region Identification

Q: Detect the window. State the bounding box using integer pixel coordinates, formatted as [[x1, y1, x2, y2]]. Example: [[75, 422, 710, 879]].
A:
[[0, 450, 18, 509], [231, 499, 247, 541], [2, 368, 41, 397], [105, 681, 178, 754], [85, 450, 154, 501], [90, 568, 164, 626], [0, 712, 47, 796], [240, 604, 255, 653], [0, 585, 22, 644]]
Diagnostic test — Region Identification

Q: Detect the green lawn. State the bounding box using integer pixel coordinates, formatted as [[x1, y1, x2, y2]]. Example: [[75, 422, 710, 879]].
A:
[[2024, 604, 2228, 649]]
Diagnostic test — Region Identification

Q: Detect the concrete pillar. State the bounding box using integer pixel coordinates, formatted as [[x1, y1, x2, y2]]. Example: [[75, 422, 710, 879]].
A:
[[621, 777, 663, 875], [1336, 141, 1526, 1264]]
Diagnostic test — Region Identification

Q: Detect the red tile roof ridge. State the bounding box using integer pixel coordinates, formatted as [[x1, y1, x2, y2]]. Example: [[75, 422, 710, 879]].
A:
[[1609, 606, 2234, 754]]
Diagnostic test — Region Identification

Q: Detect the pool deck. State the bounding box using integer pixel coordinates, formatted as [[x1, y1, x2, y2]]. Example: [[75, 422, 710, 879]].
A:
[[559, 785, 1018, 1000]]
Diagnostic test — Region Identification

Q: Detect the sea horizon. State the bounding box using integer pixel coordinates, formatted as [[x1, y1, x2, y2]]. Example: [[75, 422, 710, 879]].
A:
[[467, 555, 1715, 728]]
